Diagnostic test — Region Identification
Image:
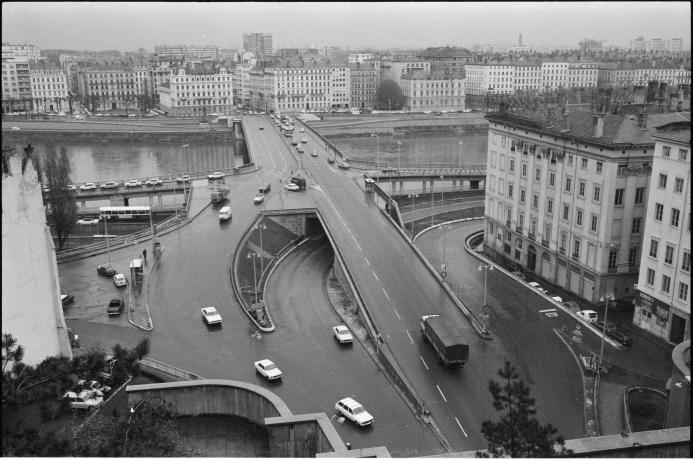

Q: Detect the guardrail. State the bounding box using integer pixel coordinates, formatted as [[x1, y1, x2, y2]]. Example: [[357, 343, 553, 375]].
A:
[[140, 356, 203, 381]]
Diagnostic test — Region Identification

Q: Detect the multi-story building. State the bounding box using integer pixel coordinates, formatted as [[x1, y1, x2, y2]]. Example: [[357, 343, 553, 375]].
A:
[[381, 58, 431, 87], [76, 65, 152, 113], [630, 36, 648, 51], [349, 66, 378, 110], [541, 61, 569, 91], [30, 66, 69, 113], [668, 38, 683, 52], [1, 57, 32, 114], [243, 33, 273, 60], [418, 47, 473, 77], [635, 127, 690, 344], [566, 62, 599, 89], [514, 62, 542, 92], [2, 152, 73, 365], [2, 42, 40, 62], [649, 38, 667, 53], [579, 39, 603, 53], [400, 70, 465, 112], [597, 63, 690, 90], [154, 44, 219, 63], [464, 62, 515, 95], [483, 108, 690, 306], [348, 53, 374, 64], [262, 65, 351, 113], [158, 67, 233, 117]]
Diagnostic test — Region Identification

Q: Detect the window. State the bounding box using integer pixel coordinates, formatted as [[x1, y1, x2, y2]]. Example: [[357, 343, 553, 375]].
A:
[[593, 185, 601, 202], [581, 158, 588, 169], [578, 181, 586, 198], [658, 173, 667, 189], [508, 184, 513, 198], [532, 194, 538, 209], [547, 199, 553, 214], [654, 203, 663, 221], [662, 146, 671, 157], [520, 189, 526, 203], [617, 164, 627, 176], [591, 215, 598, 232], [573, 238, 581, 259], [608, 249, 617, 270], [635, 187, 645, 204], [596, 161, 603, 173], [632, 218, 641, 235], [560, 233, 567, 252], [521, 163, 527, 177], [673, 177, 684, 193], [509, 159, 515, 172], [565, 177, 572, 193], [679, 283, 689, 301], [614, 188, 624, 205], [679, 149, 688, 161], [661, 275, 671, 294], [568, 154, 573, 165], [664, 244, 674, 265], [549, 172, 555, 187], [683, 251, 691, 272], [629, 247, 639, 267], [563, 204, 569, 221], [576, 209, 583, 226], [646, 268, 655, 286], [671, 208, 680, 227], [535, 168, 541, 183], [649, 238, 659, 258]]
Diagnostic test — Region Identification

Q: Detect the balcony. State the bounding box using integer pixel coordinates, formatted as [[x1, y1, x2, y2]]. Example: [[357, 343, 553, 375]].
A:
[[559, 247, 566, 255], [505, 220, 511, 227], [541, 238, 550, 247], [516, 226, 523, 233], [527, 233, 535, 241], [572, 254, 580, 261]]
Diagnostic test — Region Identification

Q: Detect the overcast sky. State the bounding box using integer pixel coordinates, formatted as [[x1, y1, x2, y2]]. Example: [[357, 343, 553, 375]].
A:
[[2, 2, 690, 51]]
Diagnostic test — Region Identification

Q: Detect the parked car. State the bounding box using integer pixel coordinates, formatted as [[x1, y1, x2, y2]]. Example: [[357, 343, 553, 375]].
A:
[[100, 181, 120, 190], [259, 126, 264, 130], [207, 171, 224, 180], [337, 161, 351, 170], [63, 390, 103, 410], [201, 306, 222, 325], [175, 175, 191, 183], [284, 183, 300, 192], [333, 325, 354, 344], [254, 193, 265, 204], [562, 301, 581, 312], [254, 359, 282, 381], [510, 270, 525, 280], [76, 379, 111, 395], [124, 179, 142, 188], [311, 150, 318, 157], [145, 177, 163, 186], [97, 264, 117, 277], [335, 397, 374, 427], [61, 290, 75, 306], [112, 273, 127, 287], [577, 310, 598, 323], [76, 218, 100, 225], [301, 137, 307, 143], [594, 320, 617, 334], [381, 167, 398, 174], [79, 182, 97, 191], [607, 329, 633, 347], [291, 139, 298, 146], [363, 175, 375, 185], [107, 298, 124, 316]]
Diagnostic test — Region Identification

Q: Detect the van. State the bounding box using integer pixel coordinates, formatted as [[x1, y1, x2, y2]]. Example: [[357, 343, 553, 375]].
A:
[[577, 310, 598, 323], [218, 206, 232, 222]]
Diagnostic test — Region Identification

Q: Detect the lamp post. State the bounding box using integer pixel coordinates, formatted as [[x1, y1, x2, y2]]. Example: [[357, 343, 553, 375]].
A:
[[257, 223, 267, 274], [598, 293, 615, 372], [102, 213, 111, 263], [440, 223, 451, 264], [478, 263, 494, 307], [388, 98, 391, 112], [247, 251, 260, 304], [371, 133, 380, 171], [407, 194, 418, 238], [458, 140, 463, 170], [123, 396, 166, 456], [397, 140, 402, 170]]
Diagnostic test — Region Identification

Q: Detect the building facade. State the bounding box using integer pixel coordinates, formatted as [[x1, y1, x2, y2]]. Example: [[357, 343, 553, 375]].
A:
[[381, 59, 431, 87], [400, 71, 465, 112], [243, 33, 273, 60], [566, 62, 599, 89], [30, 67, 69, 113], [418, 47, 473, 77], [2, 42, 40, 62], [76, 65, 152, 113], [1, 57, 32, 114], [348, 53, 374, 64], [158, 67, 233, 117], [464, 63, 515, 95], [635, 127, 690, 344], [349, 67, 378, 109], [267, 66, 350, 113]]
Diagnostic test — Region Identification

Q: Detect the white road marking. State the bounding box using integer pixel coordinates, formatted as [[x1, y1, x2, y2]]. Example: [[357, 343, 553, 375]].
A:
[[419, 355, 429, 370], [393, 308, 401, 320], [373, 271, 380, 281], [364, 257, 370, 266], [539, 308, 557, 313], [455, 417, 469, 437], [405, 330, 414, 344], [355, 241, 362, 251], [436, 385, 448, 402], [382, 288, 390, 300]]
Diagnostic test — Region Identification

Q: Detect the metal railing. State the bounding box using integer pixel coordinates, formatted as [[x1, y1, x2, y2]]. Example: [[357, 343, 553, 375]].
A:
[[140, 356, 203, 381]]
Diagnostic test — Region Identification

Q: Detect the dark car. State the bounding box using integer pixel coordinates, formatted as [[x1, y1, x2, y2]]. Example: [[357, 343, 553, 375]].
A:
[[607, 330, 633, 347], [290, 177, 306, 190], [97, 264, 117, 277], [61, 293, 75, 306], [107, 298, 124, 316]]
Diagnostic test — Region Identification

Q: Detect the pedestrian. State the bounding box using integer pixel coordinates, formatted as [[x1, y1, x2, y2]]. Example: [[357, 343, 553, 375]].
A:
[[142, 249, 147, 262]]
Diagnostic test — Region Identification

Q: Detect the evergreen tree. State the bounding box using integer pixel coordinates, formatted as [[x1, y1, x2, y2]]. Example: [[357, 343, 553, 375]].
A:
[[43, 146, 77, 250]]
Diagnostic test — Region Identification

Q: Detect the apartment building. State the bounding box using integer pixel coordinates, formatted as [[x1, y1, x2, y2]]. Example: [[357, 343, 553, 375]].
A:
[[400, 70, 465, 112], [243, 33, 273, 60], [541, 62, 569, 91], [267, 66, 350, 113], [566, 62, 599, 88], [636, 127, 690, 344], [484, 108, 690, 305], [2, 42, 40, 62], [1, 57, 32, 113], [348, 53, 374, 64], [464, 62, 515, 95], [418, 47, 473, 77], [514, 62, 542, 92], [597, 63, 690, 89], [158, 67, 233, 117], [76, 65, 152, 113], [350, 66, 379, 109], [381, 58, 431, 87], [30, 66, 69, 113]]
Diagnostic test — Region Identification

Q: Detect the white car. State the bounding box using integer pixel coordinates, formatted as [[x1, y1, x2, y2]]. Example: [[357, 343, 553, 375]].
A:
[[311, 150, 318, 157], [284, 183, 300, 192], [76, 218, 100, 225], [63, 390, 104, 410], [77, 379, 111, 395], [577, 310, 598, 323], [11, 126, 21, 131], [100, 181, 120, 190], [363, 175, 375, 185], [207, 171, 224, 180], [112, 273, 127, 287], [201, 306, 222, 325], [124, 180, 142, 188], [335, 397, 374, 427], [337, 162, 351, 170], [301, 137, 307, 143], [254, 193, 265, 204], [145, 177, 163, 186], [333, 325, 354, 344], [175, 174, 191, 183], [79, 182, 97, 191], [254, 359, 282, 380], [300, 127, 305, 133]]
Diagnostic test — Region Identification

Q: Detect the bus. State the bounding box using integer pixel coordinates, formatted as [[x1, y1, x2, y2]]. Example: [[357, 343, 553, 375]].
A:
[[99, 206, 151, 221]]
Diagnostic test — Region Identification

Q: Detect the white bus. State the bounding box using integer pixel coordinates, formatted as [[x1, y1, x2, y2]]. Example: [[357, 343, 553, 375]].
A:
[[99, 206, 151, 220]]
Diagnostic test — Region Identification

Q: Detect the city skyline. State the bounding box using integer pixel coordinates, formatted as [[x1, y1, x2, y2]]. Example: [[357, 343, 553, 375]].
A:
[[2, 1, 691, 52]]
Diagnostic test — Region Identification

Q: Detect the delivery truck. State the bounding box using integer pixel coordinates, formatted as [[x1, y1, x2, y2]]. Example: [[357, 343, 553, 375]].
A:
[[420, 314, 469, 367]]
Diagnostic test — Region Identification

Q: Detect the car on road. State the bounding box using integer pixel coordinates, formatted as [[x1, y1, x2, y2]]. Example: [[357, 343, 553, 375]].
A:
[[100, 181, 120, 190], [63, 390, 103, 410], [284, 182, 300, 192], [327, 155, 335, 163], [299, 127, 305, 133], [382, 167, 398, 174], [311, 150, 318, 157], [107, 298, 124, 316], [551, 296, 563, 303], [291, 138, 298, 146], [607, 329, 633, 347], [335, 397, 374, 427], [253, 193, 265, 204], [527, 281, 548, 293], [259, 126, 264, 130], [259, 183, 271, 193], [562, 301, 581, 312], [594, 320, 617, 334], [254, 359, 282, 381], [333, 325, 354, 344], [124, 179, 142, 188], [175, 174, 191, 183], [577, 310, 598, 323], [207, 171, 224, 180], [363, 175, 375, 185], [67, 184, 77, 191], [11, 126, 21, 131], [112, 273, 127, 287], [201, 306, 222, 325], [301, 137, 307, 143], [61, 291, 75, 306], [337, 161, 351, 169], [423, 110, 432, 114], [145, 177, 163, 186], [79, 182, 97, 191], [97, 264, 117, 277], [73, 114, 84, 120], [76, 218, 100, 225]]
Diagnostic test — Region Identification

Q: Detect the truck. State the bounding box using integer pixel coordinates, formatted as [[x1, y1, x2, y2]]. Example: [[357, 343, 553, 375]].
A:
[[420, 315, 469, 367]]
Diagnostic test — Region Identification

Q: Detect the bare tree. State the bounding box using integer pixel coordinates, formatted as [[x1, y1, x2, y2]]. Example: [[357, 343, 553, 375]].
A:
[[43, 146, 77, 250]]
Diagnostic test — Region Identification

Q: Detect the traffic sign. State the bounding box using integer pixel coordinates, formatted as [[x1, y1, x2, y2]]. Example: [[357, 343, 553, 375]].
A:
[[441, 271, 447, 278]]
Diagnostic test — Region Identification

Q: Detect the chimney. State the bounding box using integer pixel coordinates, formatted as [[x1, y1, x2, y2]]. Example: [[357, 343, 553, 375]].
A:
[[592, 114, 604, 138], [561, 107, 569, 131]]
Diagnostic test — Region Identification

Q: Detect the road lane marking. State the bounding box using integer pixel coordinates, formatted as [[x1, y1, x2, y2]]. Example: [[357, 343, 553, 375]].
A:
[[364, 257, 370, 266], [373, 271, 380, 281], [406, 330, 414, 344], [419, 355, 429, 370], [436, 385, 448, 402], [355, 241, 362, 251], [455, 417, 469, 437], [393, 307, 401, 320], [382, 288, 390, 300], [539, 308, 557, 313]]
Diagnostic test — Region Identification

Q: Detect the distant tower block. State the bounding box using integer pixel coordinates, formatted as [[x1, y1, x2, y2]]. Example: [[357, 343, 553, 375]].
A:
[[519, 33, 523, 46]]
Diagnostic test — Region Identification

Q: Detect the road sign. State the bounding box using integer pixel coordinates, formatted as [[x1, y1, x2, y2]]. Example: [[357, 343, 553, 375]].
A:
[[441, 271, 447, 278]]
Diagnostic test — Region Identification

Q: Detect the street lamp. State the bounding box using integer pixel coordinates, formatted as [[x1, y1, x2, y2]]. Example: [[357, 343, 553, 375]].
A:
[[123, 396, 166, 456], [371, 133, 380, 170], [598, 293, 615, 372], [458, 140, 463, 170], [101, 213, 111, 264], [247, 251, 260, 305], [478, 263, 494, 307], [388, 98, 391, 112], [397, 140, 402, 170], [257, 222, 267, 274], [407, 194, 418, 238], [440, 223, 451, 264]]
